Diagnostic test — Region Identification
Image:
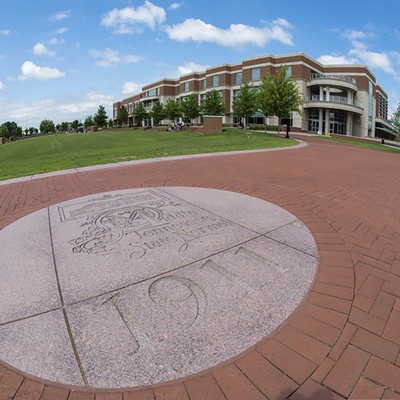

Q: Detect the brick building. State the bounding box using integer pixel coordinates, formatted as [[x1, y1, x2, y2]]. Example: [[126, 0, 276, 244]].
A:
[[113, 52, 397, 139]]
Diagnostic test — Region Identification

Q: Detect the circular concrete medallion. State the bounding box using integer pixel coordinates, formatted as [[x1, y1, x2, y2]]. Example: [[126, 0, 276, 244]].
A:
[[0, 187, 318, 388]]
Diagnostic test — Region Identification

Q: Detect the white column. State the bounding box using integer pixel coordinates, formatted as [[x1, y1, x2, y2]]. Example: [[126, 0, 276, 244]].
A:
[[326, 86, 330, 102], [347, 90, 353, 104], [319, 108, 324, 132], [319, 86, 324, 100], [325, 109, 330, 133], [346, 112, 352, 136]]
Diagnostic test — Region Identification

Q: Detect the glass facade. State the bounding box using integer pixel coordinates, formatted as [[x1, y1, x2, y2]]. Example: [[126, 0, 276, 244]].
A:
[[212, 75, 220, 87], [251, 67, 261, 81], [146, 88, 159, 97], [308, 109, 347, 135]]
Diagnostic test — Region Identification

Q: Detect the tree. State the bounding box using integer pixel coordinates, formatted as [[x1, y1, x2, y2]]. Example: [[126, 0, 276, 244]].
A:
[[164, 99, 182, 122], [232, 81, 258, 129], [150, 101, 165, 126], [201, 89, 225, 116], [40, 119, 55, 134], [71, 120, 80, 131], [0, 121, 22, 138], [93, 105, 108, 128], [84, 115, 94, 130], [391, 104, 400, 139], [116, 106, 129, 126], [181, 93, 200, 124], [132, 102, 148, 127], [258, 65, 303, 138]]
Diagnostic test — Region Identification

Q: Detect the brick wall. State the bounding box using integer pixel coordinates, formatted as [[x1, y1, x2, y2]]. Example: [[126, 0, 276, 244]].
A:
[[203, 116, 223, 135]]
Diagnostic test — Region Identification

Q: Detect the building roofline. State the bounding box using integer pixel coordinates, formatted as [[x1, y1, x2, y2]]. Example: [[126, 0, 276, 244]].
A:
[[115, 52, 379, 105]]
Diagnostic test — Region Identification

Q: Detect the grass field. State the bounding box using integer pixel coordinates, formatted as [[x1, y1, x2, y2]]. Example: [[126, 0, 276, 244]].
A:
[[0, 128, 296, 181], [315, 135, 400, 153]]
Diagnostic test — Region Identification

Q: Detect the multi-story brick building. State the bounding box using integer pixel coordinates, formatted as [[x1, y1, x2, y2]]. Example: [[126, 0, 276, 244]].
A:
[[113, 52, 397, 139]]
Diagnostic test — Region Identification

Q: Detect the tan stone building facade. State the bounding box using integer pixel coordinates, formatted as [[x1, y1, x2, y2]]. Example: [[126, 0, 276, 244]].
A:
[[113, 52, 397, 139]]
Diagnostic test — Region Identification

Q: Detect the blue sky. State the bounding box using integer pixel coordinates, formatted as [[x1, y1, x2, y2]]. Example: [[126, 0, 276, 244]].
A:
[[1, 0, 400, 128]]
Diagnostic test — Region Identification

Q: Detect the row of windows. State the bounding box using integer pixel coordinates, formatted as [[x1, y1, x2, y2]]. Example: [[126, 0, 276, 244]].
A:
[[145, 88, 160, 97], [148, 66, 290, 99], [180, 68, 262, 94]]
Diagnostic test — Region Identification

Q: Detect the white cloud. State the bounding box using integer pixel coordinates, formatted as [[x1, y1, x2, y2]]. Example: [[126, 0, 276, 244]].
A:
[[122, 82, 142, 95], [320, 30, 400, 82], [0, 81, 4, 90], [18, 61, 65, 80], [33, 42, 56, 57], [101, 1, 166, 34], [170, 2, 182, 10], [48, 38, 65, 45], [341, 29, 369, 41], [349, 41, 396, 75], [55, 27, 68, 34], [0, 30, 10, 36], [165, 17, 294, 48], [177, 61, 209, 76], [0, 91, 115, 128], [90, 48, 143, 67], [50, 10, 71, 21], [317, 54, 357, 65]]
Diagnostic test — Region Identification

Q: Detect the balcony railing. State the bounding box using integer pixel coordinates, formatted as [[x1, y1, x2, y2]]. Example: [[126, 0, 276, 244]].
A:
[[304, 95, 363, 108], [310, 73, 357, 85]]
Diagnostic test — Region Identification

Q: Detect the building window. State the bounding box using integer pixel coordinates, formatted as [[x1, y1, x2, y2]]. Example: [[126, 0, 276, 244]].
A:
[[212, 75, 220, 87], [201, 79, 206, 90], [184, 82, 190, 92], [251, 67, 261, 81], [146, 88, 159, 97], [235, 72, 242, 85]]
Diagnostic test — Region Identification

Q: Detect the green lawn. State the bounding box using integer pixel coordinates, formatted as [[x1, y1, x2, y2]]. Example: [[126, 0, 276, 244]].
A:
[[315, 135, 400, 154], [0, 128, 296, 181]]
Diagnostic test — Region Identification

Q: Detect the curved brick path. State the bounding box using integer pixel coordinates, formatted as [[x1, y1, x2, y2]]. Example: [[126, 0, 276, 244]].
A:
[[1, 135, 400, 399]]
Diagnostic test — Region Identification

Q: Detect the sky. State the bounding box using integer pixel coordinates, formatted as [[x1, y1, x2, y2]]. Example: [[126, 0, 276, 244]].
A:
[[1, 0, 400, 129]]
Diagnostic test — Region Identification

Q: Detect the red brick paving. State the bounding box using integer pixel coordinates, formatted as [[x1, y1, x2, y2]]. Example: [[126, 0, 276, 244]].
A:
[[1, 135, 400, 399]]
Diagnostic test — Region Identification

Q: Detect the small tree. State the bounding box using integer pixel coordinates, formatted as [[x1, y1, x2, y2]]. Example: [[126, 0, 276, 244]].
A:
[[201, 89, 225, 116], [181, 93, 200, 124], [150, 101, 165, 126], [391, 103, 400, 140], [93, 105, 108, 129], [40, 119, 55, 134], [258, 65, 303, 138], [59, 121, 69, 132], [116, 106, 129, 126], [84, 115, 94, 130], [71, 119, 80, 131], [132, 102, 148, 127], [164, 98, 182, 122], [232, 81, 258, 129], [0, 121, 22, 138]]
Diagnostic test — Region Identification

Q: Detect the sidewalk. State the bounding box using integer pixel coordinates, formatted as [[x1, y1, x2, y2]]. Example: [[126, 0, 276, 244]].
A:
[[1, 136, 400, 399]]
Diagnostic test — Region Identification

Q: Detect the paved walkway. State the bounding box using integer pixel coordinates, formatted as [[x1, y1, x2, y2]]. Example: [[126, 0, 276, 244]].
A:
[[1, 135, 400, 399]]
